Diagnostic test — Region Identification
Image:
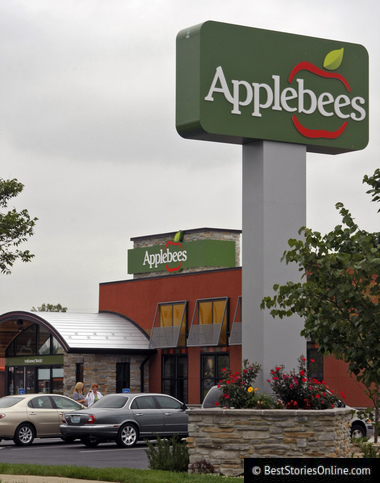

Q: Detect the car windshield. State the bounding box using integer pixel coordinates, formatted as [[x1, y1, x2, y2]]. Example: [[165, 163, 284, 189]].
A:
[[91, 395, 128, 409], [0, 397, 24, 408]]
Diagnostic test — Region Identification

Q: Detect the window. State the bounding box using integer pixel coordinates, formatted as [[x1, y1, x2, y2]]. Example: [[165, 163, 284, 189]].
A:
[[76, 363, 84, 383], [38, 326, 51, 354], [155, 395, 183, 410], [94, 395, 128, 409], [116, 362, 130, 393], [28, 396, 53, 409], [187, 297, 229, 346], [162, 355, 188, 403], [16, 325, 37, 356], [52, 337, 64, 354], [131, 395, 156, 409], [51, 395, 82, 410], [307, 341, 323, 381], [6, 323, 64, 357], [229, 296, 242, 345], [201, 353, 229, 402], [52, 367, 63, 393], [150, 301, 187, 348]]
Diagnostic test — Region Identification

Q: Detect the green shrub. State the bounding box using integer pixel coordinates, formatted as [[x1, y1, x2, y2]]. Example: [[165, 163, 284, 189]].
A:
[[145, 434, 189, 472], [358, 442, 380, 458]]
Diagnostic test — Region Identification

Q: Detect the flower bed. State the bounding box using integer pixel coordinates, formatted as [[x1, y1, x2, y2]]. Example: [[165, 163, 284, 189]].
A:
[[188, 356, 352, 476], [216, 356, 342, 410], [187, 407, 352, 477]]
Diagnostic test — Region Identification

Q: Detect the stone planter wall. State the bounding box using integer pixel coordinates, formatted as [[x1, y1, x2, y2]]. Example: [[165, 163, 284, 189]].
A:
[[187, 408, 352, 477]]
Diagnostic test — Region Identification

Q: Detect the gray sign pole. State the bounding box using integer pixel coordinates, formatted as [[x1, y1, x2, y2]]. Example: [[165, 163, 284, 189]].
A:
[[242, 141, 307, 391]]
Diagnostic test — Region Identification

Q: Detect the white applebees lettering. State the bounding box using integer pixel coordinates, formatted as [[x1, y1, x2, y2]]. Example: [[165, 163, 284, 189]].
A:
[[143, 248, 188, 269], [204, 66, 366, 121]]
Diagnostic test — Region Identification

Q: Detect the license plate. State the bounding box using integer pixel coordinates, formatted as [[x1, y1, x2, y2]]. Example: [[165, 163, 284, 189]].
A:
[[71, 416, 80, 423]]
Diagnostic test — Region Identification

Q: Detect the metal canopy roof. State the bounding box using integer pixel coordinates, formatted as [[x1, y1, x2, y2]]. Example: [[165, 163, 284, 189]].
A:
[[0, 311, 152, 354]]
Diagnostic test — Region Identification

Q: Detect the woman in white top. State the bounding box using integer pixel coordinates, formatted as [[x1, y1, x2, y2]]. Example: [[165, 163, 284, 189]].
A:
[[86, 383, 104, 407]]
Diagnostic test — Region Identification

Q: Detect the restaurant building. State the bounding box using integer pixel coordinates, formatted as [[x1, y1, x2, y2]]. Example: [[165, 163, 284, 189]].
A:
[[0, 227, 373, 407]]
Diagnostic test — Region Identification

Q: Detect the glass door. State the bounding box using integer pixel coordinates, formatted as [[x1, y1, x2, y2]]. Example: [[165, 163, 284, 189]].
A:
[[38, 368, 51, 393]]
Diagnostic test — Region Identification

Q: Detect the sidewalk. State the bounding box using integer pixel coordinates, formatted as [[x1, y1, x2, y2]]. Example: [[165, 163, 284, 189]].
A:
[[0, 477, 111, 483]]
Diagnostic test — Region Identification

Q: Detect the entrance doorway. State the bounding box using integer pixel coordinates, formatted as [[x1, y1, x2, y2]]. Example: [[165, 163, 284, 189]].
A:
[[7, 366, 64, 395]]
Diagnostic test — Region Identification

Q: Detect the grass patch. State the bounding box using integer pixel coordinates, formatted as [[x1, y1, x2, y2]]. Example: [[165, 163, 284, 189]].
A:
[[0, 463, 239, 482]]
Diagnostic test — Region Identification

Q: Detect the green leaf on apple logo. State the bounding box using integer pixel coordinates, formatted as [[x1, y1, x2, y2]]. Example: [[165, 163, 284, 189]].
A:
[[323, 48, 344, 71], [174, 230, 184, 242]]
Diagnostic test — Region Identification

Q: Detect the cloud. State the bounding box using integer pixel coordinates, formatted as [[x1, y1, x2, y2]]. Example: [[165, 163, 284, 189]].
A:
[[0, 0, 379, 314]]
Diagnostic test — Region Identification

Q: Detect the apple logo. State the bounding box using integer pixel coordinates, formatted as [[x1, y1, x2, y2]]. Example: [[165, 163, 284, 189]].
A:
[[164, 230, 184, 272], [288, 48, 350, 139]]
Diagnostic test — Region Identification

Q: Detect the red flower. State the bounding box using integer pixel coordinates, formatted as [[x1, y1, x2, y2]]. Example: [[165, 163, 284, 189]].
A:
[[276, 367, 281, 371], [272, 376, 278, 381], [267, 379, 271, 383], [215, 402, 220, 406], [310, 359, 315, 363], [340, 391, 346, 399], [300, 370, 305, 376]]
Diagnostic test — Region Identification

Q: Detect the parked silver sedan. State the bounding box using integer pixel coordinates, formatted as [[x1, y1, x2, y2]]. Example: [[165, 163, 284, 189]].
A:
[[0, 394, 85, 446], [60, 393, 188, 448]]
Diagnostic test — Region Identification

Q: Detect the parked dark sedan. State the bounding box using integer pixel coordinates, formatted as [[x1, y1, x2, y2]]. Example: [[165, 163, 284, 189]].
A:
[[60, 393, 188, 447]]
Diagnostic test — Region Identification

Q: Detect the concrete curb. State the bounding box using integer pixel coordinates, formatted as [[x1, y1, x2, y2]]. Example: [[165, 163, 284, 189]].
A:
[[0, 476, 110, 483]]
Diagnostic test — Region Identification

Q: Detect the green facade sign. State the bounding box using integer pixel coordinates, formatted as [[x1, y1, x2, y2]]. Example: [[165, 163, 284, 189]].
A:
[[128, 239, 236, 275], [176, 21, 369, 154], [6, 355, 64, 366]]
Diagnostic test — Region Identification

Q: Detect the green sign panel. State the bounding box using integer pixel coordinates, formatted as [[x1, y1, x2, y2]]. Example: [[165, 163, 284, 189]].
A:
[[128, 239, 236, 275], [6, 355, 64, 366], [176, 21, 368, 154]]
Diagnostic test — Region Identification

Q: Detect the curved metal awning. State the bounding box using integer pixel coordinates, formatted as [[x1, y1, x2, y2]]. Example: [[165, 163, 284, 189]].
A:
[[0, 311, 153, 354]]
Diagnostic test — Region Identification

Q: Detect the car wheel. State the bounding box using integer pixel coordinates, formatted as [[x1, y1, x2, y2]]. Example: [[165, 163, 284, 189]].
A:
[[116, 423, 138, 448], [81, 436, 100, 447], [13, 423, 35, 446], [351, 423, 366, 439]]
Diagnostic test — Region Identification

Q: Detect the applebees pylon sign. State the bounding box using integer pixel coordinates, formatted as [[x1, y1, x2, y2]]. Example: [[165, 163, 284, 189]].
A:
[[176, 21, 369, 154]]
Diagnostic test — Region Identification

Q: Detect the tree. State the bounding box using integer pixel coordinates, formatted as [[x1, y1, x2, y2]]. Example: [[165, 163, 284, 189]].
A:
[[261, 168, 380, 442], [31, 303, 67, 312], [0, 178, 38, 275]]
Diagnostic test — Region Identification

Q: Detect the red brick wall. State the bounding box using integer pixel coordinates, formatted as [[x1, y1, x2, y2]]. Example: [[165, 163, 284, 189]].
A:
[[99, 268, 242, 404], [99, 268, 242, 337], [324, 355, 374, 408]]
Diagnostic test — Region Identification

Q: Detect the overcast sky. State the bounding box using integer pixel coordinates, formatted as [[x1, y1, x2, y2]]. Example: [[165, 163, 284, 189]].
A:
[[0, 0, 379, 314]]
